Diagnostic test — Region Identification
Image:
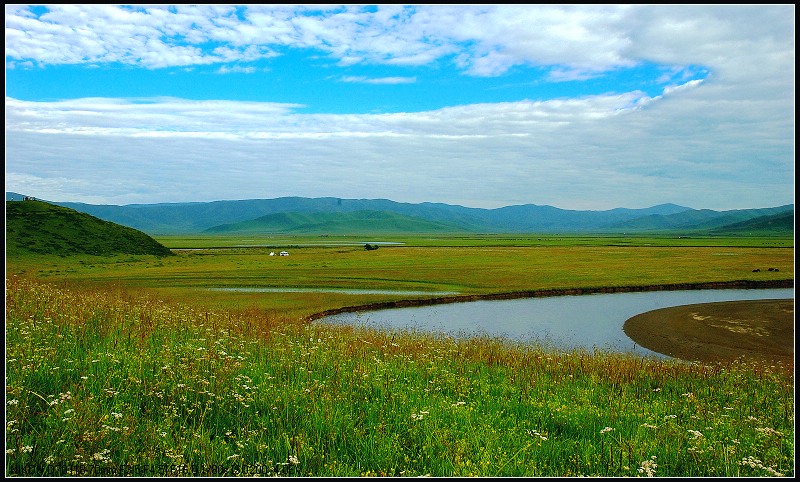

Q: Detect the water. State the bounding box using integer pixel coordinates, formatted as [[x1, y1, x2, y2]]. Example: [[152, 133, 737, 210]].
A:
[[319, 288, 794, 359]]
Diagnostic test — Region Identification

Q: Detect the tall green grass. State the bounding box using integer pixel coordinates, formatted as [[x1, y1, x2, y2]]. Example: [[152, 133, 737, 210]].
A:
[[6, 275, 793, 476]]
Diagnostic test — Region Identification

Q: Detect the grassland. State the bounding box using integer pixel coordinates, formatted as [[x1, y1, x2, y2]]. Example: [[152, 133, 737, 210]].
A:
[[6, 234, 793, 319], [5, 233, 795, 476]]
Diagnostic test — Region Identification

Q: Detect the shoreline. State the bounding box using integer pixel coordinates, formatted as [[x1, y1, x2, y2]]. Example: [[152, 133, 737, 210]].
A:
[[623, 298, 794, 367], [307, 278, 793, 321]]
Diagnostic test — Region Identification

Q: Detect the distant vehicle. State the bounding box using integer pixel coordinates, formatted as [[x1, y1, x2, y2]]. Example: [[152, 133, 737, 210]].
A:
[[279, 251, 289, 256]]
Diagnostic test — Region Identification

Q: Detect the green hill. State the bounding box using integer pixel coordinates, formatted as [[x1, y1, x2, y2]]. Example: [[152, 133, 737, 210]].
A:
[[710, 211, 794, 235], [607, 205, 794, 233], [6, 200, 174, 257], [204, 210, 472, 234]]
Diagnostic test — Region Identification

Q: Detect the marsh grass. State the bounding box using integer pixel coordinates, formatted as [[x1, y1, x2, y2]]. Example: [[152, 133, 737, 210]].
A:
[[6, 241, 794, 320], [6, 275, 794, 477]]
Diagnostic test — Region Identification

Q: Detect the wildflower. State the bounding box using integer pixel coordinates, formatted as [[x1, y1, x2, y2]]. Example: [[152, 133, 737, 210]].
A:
[[227, 454, 240, 461], [755, 427, 783, 437], [7, 399, 19, 406], [92, 449, 111, 462], [6, 449, 15, 455], [289, 455, 300, 465], [739, 456, 784, 476], [600, 426, 615, 434], [111, 412, 122, 419], [637, 456, 657, 477], [641, 423, 658, 429], [688, 429, 704, 440], [21, 446, 33, 453], [526, 429, 548, 441]]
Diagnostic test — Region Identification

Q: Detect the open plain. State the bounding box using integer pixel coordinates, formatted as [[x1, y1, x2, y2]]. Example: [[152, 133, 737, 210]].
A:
[[5, 232, 795, 477]]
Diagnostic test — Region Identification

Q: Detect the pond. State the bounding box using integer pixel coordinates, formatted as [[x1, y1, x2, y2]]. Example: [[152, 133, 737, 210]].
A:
[[318, 288, 794, 359]]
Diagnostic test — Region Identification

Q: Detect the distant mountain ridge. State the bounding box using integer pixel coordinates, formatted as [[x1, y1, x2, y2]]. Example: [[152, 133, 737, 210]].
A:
[[5, 192, 794, 235], [205, 210, 469, 234]]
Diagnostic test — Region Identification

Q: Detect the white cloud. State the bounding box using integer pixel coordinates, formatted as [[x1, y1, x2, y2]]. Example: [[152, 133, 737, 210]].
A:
[[340, 75, 416, 84], [2, 4, 766, 76], [4, 5, 794, 210]]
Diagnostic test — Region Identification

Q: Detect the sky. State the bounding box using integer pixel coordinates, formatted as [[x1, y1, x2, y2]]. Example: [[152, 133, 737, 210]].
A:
[[4, 4, 795, 211]]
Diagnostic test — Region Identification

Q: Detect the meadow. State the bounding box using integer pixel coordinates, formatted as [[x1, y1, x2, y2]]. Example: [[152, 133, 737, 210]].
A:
[[5, 234, 795, 476]]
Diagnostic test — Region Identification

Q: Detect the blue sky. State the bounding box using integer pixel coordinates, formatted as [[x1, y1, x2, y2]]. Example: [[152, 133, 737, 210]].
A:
[[5, 4, 795, 210]]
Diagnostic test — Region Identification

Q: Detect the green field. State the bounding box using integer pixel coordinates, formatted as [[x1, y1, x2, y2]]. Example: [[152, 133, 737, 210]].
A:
[[5, 232, 795, 476], [6, 234, 794, 319]]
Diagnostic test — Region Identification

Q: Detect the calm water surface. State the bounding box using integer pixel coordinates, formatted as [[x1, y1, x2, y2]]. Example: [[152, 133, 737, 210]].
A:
[[319, 288, 794, 359]]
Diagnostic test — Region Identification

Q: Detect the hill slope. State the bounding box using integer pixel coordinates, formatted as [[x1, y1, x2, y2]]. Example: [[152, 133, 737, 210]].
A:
[[607, 205, 794, 233], [44, 196, 697, 234], [205, 210, 473, 234], [710, 211, 794, 235], [6, 200, 174, 257], [7, 192, 792, 236]]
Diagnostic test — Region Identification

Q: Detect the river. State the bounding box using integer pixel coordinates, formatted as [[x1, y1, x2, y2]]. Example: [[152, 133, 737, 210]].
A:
[[318, 288, 794, 359]]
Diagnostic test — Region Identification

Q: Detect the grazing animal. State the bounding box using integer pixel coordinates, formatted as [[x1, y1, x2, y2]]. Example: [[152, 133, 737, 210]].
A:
[[752, 268, 761, 272]]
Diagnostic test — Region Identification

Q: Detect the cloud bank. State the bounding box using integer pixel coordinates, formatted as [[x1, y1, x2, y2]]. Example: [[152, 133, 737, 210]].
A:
[[5, 5, 795, 210]]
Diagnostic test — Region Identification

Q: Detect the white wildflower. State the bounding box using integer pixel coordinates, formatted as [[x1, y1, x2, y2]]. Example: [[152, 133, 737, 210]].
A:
[[688, 429, 704, 440], [637, 456, 657, 477]]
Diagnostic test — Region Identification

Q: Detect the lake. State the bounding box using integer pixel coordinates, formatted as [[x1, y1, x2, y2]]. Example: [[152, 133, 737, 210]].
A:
[[318, 288, 794, 359]]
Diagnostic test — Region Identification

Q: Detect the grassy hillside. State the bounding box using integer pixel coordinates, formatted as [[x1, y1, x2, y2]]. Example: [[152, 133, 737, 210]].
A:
[[204, 210, 472, 234], [710, 211, 794, 235], [6, 200, 174, 257], [608, 205, 794, 233]]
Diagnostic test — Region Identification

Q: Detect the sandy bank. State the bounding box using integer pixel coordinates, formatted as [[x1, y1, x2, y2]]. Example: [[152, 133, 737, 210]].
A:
[[623, 298, 794, 367]]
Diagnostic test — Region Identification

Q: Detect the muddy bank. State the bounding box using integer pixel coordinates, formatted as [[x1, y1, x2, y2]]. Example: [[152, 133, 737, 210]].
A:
[[308, 279, 793, 321], [623, 298, 794, 367]]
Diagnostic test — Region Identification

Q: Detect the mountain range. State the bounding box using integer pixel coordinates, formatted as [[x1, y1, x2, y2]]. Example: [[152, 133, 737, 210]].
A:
[[5, 193, 794, 236]]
